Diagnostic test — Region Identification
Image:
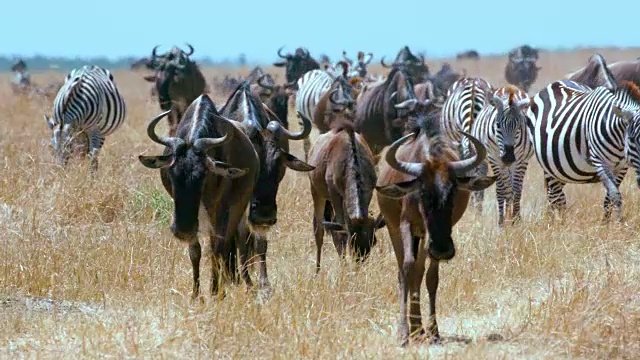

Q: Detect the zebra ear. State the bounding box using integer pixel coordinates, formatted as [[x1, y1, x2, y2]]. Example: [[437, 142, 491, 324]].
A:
[[613, 105, 635, 121], [44, 114, 56, 130]]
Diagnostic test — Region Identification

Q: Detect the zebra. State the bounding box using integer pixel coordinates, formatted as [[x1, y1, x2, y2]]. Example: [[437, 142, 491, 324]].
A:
[[44, 65, 126, 172], [528, 56, 640, 222], [295, 66, 355, 161], [471, 85, 533, 226], [440, 76, 493, 212]]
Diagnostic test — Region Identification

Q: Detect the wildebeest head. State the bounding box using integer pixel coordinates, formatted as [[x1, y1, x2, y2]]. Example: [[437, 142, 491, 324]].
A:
[[11, 59, 27, 72], [487, 86, 531, 166], [376, 123, 496, 260], [221, 82, 314, 228], [138, 97, 248, 240], [506, 45, 541, 92], [273, 46, 320, 85], [381, 46, 430, 83], [256, 75, 296, 123], [144, 44, 198, 110]]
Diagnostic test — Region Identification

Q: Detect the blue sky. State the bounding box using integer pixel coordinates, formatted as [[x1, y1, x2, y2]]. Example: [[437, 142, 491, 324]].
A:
[[3, 0, 637, 63]]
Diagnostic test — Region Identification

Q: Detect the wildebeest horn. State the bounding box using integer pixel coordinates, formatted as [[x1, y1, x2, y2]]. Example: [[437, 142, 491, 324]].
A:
[[277, 46, 288, 59], [151, 45, 161, 62], [381, 57, 391, 68], [193, 130, 233, 152], [257, 75, 274, 90], [267, 111, 312, 141], [419, 54, 426, 66], [449, 131, 487, 176], [394, 98, 418, 110], [385, 133, 424, 177], [146, 110, 183, 148], [185, 43, 194, 56]]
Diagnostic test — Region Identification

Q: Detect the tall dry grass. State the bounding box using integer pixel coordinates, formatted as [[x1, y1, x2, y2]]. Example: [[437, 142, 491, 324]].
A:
[[1, 48, 640, 359]]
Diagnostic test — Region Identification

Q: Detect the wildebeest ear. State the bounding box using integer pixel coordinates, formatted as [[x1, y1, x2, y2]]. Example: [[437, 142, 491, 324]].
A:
[[143, 75, 156, 82], [273, 61, 286, 67], [322, 221, 347, 233], [457, 175, 497, 191], [138, 154, 174, 169], [284, 153, 315, 172], [376, 179, 420, 198], [206, 160, 248, 179]]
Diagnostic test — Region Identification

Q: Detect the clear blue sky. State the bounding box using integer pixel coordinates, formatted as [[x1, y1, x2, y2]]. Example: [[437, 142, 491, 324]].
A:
[[3, 0, 637, 64]]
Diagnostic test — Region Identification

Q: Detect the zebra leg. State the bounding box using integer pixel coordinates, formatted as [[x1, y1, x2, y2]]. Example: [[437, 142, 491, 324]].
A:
[[510, 161, 529, 224], [87, 130, 105, 174], [543, 172, 567, 214], [599, 166, 627, 223], [490, 162, 508, 227]]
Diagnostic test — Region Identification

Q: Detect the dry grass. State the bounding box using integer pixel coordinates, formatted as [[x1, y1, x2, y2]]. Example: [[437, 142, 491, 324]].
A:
[[2, 47, 640, 359]]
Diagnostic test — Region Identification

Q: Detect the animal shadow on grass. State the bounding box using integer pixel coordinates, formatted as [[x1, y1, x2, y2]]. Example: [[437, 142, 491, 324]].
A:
[[407, 332, 506, 347]]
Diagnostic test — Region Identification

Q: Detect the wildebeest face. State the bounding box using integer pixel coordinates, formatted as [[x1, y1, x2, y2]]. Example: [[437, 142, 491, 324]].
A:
[[376, 132, 496, 260], [323, 215, 386, 261], [248, 114, 315, 228], [138, 110, 247, 241], [273, 47, 316, 84]]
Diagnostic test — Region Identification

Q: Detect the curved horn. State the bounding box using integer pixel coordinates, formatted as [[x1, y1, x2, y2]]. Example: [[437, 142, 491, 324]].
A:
[[394, 98, 418, 110], [277, 46, 287, 59], [257, 75, 274, 90], [449, 131, 487, 176], [185, 43, 194, 56], [146, 110, 182, 148], [385, 133, 424, 177], [267, 111, 312, 141], [381, 56, 391, 68], [193, 120, 234, 151]]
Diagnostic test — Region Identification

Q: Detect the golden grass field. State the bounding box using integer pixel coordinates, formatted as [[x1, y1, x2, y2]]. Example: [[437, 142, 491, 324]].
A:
[[1, 47, 640, 359]]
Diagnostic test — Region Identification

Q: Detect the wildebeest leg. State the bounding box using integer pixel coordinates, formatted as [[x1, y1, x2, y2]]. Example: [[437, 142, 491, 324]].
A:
[[387, 224, 410, 344], [425, 259, 441, 342], [254, 233, 271, 291], [490, 161, 509, 227], [328, 191, 348, 259], [408, 236, 428, 340], [510, 161, 529, 224], [237, 219, 254, 287], [87, 130, 104, 174], [311, 187, 326, 274], [188, 239, 202, 299]]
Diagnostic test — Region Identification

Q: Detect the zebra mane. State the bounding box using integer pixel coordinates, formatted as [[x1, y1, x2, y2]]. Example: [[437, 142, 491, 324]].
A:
[[620, 81, 640, 103]]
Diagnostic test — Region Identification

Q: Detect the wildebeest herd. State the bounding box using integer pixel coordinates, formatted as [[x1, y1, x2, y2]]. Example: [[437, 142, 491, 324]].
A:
[[11, 43, 640, 345]]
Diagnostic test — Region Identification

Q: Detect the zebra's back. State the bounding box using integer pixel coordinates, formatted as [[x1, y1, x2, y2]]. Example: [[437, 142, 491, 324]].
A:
[[295, 69, 333, 121], [528, 80, 624, 183], [441, 77, 492, 147], [53, 65, 126, 137]]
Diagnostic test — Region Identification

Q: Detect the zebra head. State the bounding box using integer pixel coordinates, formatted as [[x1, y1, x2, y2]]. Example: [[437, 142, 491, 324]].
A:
[[489, 90, 531, 166], [44, 115, 89, 167]]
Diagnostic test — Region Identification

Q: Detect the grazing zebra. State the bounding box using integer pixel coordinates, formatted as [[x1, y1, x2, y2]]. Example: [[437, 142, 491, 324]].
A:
[[295, 66, 355, 161], [440, 77, 493, 212], [528, 58, 640, 222], [44, 65, 126, 172], [471, 85, 532, 226]]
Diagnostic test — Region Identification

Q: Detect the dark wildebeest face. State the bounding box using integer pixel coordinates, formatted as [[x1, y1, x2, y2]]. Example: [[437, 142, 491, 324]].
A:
[[324, 214, 386, 261], [487, 89, 530, 166], [381, 46, 430, 83], [272, 46, 320, 85], [377, 129, 496, 260], [221, 82, 314, 228], [256, 75, 295, 123], [144, 44, 196, 110], [138, 108, 247, 240]]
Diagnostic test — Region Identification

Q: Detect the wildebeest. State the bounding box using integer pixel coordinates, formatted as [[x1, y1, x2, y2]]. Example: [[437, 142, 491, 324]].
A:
[[566, 56, 640, 89], [342, 50, 374, 79], [138, 94, 258, 298], [272, 46, 321, 86], [219, 81, 314, 289], [354, 64, 427, 154], [381, 46, 430, 83], [504, 45, 541, 93], [143, 44, 207, 136], [415, 63, 466, 105], [375, 113, 496, 344], [456, 50, 480, 61], [307, 119, 385, 273], [255, 75, 296, 124]]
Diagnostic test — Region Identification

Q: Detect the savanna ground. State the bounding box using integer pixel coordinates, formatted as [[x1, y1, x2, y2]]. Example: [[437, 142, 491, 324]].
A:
[[1, 47, 640, 359]]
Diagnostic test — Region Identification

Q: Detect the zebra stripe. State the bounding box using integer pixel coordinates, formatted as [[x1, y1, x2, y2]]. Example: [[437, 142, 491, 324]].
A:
[[50, 65, 126, 170], [528, 79, 640, 221], [471, 85, 533, 226]]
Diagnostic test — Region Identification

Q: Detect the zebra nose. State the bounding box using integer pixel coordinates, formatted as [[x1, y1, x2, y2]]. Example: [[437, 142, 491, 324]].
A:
[[501, 146, 516, 165]]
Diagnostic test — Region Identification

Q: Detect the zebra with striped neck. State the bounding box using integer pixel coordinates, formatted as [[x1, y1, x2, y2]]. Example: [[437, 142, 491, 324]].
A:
[[440, 77, 493, 212], [471, 85, 533, 226], [528, 54, 640, 222], [44, 65, 126, 172]]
